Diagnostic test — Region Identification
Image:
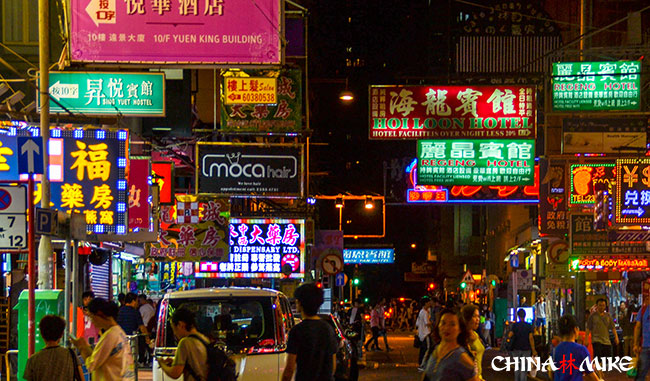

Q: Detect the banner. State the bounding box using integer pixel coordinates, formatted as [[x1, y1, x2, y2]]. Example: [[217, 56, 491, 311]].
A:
[[197, 143, 303, 196], [221, 69, 302, 133], [128, 159, 150, 229], [369, 85, 535, 140], [148, 195, 229, 262], [417, 139, 534, 186], [70, 0, 281, 64], [563, 117, 647, 154]]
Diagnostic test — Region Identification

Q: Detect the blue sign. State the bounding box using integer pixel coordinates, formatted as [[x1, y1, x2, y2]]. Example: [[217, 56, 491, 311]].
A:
[[343, 248, 395, 264], [335, 272, 345, 287], [35, 208, 57, 235], [17, 137, 43, 174], [510, 253, 519, 268]]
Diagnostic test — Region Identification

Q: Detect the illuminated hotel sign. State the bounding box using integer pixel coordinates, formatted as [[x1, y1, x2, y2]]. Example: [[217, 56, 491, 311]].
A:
[[552, 61, 641, 111], [369, 85, 535, 140], [405, 159, 539, 203], [343, 248, 394, 264], [417, 139, 535, 186], [570, 163, 615, 204], [571, 257, 650, 272], [616, 159, 650, 225], [195, 218, 305, 278]]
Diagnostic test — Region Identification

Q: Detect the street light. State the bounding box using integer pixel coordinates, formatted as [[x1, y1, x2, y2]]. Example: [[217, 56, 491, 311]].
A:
[[339, 78, 354, 102], [364, 196, 374, 209], [335, 197, 344, 208]]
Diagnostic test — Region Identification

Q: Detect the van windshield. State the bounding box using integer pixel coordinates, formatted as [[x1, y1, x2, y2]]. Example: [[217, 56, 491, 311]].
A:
[[164, 296, 275, 351]]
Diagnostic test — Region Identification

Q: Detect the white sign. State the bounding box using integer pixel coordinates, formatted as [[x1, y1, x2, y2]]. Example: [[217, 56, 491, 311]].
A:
[[0, 185, 27, 249], [462, 270, 474, 284], [516, 269, 533, 290]]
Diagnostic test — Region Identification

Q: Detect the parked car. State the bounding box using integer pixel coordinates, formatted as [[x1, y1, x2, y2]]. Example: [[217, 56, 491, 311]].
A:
[[318, 314, 358, 381], [152, 287, 294, 381]]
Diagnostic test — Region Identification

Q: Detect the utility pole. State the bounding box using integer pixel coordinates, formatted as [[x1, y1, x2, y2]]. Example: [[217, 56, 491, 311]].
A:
[[38, 0, 52, 289]]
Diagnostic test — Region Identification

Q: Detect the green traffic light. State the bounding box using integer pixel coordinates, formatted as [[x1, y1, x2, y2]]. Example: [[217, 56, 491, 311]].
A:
[[353, 278, 360, 285], [491, 280, 496, 287], [460, 282, 467, 289], [364, 298, 369, 303]]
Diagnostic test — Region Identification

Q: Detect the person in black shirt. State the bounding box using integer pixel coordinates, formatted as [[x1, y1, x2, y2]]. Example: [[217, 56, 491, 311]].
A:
[[282, 283, 338, 381]]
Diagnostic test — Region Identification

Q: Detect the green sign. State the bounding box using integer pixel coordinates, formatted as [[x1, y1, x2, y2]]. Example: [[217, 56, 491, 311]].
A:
[[38, 71, 165, 116], [552, 61, 640, 111], [417, 139, 535, 186]]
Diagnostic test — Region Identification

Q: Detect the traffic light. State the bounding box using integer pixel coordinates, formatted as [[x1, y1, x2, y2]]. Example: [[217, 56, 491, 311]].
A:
[[316, 282, 323, 288], [490, 279, 496, 287], [460, 282, 467, 290], [428, 283, 435, 290], [364, 297, 369, 303], [353, 278, 360, 286]]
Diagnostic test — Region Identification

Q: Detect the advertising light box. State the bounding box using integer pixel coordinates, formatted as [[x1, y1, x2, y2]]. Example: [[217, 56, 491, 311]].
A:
[[570, 163, 616, 204], [70, 0, 281, 64], [616, 159, 650, 225], [369, 85, 535, 140], [343, 248, 394, 264], [195, 218, 305, 278], [552, 61, 641, 111], [417, 139, 535, 186]]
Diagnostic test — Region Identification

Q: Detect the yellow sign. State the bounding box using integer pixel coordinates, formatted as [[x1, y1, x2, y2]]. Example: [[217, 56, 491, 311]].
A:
[[223, 77, 277, 105]]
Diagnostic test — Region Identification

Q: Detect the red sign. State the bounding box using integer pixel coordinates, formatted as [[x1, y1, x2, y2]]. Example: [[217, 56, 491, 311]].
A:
[[539, 159, 569, 236], [369, 85, 535, 140], [128, 159, 150, 230], [151, 161, 174, 205]]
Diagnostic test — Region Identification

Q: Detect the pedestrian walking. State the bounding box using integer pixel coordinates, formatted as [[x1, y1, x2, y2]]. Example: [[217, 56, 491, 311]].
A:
[[82, 291, 100, 346], [71, 298, 135, 381], [416, 296, 433, 369], [508, 308, 536, 381], [282, 283, 338, 381], [421, 308, 479, 381], [364, 303, 381, 351], [461, 304, 484, 380], [550, 314, 598, 381], [586, 298, 619, 380], [24, 315, 84, 381], [634, 300, 650, 381], [534, 296, 547, 336], [158, 307, 209, 381], [348, 299, 364, 356], [480, 307, 492, 348], [378, 298, 392, 351]]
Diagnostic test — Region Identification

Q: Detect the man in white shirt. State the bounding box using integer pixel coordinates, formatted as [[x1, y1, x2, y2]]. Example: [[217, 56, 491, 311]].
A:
[[416, 296, 433, 370]]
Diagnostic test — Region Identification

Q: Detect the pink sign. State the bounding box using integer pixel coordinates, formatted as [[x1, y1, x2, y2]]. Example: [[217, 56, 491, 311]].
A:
[[128, 159, 150, 229], [70, 0, 281, 64]]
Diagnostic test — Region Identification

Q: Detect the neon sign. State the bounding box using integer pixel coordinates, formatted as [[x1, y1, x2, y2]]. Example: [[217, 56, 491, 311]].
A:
[[195, 218, 305, 279], [343, 248, 394, 264], [571, 257, 650, 272], [615, 159, 650, 225], [570, 163, 615, 204]]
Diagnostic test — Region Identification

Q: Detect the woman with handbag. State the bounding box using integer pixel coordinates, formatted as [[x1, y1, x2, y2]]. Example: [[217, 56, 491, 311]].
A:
[[421, 308, 480, 381]]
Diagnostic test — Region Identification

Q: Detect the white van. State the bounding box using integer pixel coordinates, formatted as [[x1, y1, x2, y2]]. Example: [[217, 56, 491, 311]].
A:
[[152, 287, 295, 381]]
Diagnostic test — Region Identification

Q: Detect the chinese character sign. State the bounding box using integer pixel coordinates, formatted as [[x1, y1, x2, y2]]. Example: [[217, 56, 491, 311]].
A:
[[70, 0, 281, 64], [38, 72, 165, 116], [343, 248, 394, 264], [369, 85, 536, 140], [49, 129, 128, 235], [198, 218, 305, 278], [552, 61, 641, 111], [417, 139, 535, 186], [221, 69, 302, 133], [128, 159, 150, 229], [570, 163, 616, 204], [151, 161, 174, 204], [148, 195, 229, 262], [615, 159, 650, 225], [570, 214, 609, 255], [223, 77, 277, 104], [539, 159, 568, 236]]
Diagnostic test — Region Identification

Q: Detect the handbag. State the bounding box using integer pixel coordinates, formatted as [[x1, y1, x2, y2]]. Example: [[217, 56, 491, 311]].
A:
[[414, 334, 421, 348]]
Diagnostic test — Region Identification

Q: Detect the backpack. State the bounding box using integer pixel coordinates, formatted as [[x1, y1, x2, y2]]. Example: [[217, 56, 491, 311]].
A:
[[186, 334, 238, 381]]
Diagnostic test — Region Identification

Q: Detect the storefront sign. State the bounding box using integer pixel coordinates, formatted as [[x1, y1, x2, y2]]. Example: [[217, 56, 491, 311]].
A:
[[151, 161, 174, 204], [197, 143, 303, 196], [223, 77, 277, 105], [196, 218, 305, 279], [571, 257, 650, 272], [38, 72, 165, 116], [616, 159, 650, 225], [417, 139, 534, 186], [148, 195, 229, 262], [70, 0, 281, 64], [563, 118, 647, 154], [552, 61, 641, 111], [127, 159, 150, 230], [570, 163, 615, 204], [343, 248, 394, 264], [406, 159, 539, 203], [571, 213, 649, 255], [539, 159, 568, 236], [369, 85, 535, 140], [221, 69, 302, 133]]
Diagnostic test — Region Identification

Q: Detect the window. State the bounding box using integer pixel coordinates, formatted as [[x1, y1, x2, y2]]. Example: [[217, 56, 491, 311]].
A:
[[2, 0, 39, 45]]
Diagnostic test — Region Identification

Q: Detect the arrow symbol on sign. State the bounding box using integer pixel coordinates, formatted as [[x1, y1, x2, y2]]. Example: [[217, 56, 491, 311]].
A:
[[21, 139, 40, 174], [49, 81, 79, 101]]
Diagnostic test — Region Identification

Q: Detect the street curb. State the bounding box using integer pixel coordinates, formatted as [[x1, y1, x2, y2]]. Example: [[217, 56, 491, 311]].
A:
[[362, 361, 419, 369]]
